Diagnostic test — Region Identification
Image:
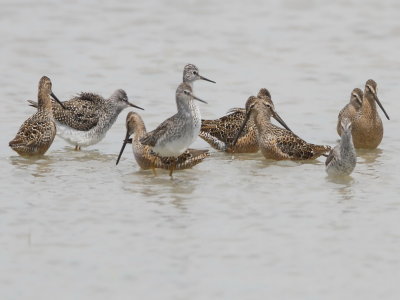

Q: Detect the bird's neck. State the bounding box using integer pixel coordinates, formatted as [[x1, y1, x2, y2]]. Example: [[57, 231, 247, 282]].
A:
[[183, 81, 193, 89], [340, 131, 354, 156], [133, 120, 147, 141], [37, 91, 53, 113], [253, 109, 272, 133], [361, 93, 378, 119], [177, 99, 199, 116]]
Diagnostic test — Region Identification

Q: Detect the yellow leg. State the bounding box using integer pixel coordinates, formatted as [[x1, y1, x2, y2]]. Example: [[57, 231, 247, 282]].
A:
[[151, 166, 157, 176], [74, 145, 81, 151]]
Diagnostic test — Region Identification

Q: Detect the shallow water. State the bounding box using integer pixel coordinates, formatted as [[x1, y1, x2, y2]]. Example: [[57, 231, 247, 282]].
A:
[[1, 0, 400, 299]]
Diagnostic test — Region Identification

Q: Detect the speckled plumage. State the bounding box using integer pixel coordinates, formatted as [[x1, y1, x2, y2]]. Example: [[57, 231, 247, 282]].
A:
[[140, 83, 205, 156], [28, 89, 143, 150], [200, 107, 258, 152], [200, 88, 291, 153], [338, 79, 389, 149], [233, 96, 331, 160], [9, 76, 64, 156], [326, 118, 356, 176], [183, 64, 215, 87], [116, 112, 209, 171], [140, 82, 207, 176], [336, 88, 363, 135]]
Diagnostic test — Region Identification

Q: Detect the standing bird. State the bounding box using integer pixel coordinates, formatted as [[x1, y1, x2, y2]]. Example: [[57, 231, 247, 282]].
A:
[[28, 89, 143, 150], [336, 88, 363, 136], [200, 88, 292, 153], [115, 112, 209, 172], [139, 82, 207, 176], [182, 64, 215, 87], [9, 76, 65, 156], [233, 96, 331, 160], [340, 79, 389, 149], [326, 118, 357, 176]]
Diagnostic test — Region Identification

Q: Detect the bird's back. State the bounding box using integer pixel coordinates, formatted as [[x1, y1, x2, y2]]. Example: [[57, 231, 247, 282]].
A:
[[200, 108, 258, 152], [9, 111, 56, 155], [260, 124, 331, 160]]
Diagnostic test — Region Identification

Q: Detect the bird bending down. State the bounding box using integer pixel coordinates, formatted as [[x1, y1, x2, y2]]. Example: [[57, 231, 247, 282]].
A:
[[28, 89, 143, 150], [232, 96, 331, 160], [116, 112, 209, 173], [139, 82, 207, 177], [9, 76, 65, 156], [200, 88, 292, 153], [326, 118, 357, 176]]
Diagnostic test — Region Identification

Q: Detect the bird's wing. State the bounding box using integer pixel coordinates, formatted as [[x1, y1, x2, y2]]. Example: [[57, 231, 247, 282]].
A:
[[201, 110, 249, 145], [140, 116, 177, 147], [10, 115, 55, 148], [325, 145, 340, 166], [52, 93, 104, 131], [271, 127, 329, 160]]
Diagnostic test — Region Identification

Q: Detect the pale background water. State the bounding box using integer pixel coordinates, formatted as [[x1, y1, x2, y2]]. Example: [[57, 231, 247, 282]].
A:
[[0, 0, 399, 299]]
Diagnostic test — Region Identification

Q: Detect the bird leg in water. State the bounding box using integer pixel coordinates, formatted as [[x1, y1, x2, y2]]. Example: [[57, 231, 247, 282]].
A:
[[169, 158, 177, 178], [151, 166, 157, 176]]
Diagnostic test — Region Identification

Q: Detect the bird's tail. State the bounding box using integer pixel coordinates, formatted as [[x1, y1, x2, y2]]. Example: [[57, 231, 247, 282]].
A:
[[27, 100, 38, 108]]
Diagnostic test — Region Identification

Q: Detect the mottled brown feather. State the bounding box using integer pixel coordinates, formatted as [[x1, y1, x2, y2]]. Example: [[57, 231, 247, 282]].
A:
[[121, 112, 209, 170], [28, 92, 103, 131], [9, 112, 56, 156]]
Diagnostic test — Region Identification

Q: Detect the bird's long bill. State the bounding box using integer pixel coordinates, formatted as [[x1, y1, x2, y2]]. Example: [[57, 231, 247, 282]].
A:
[[116, 131, 131, 165], [51, 92, 66, 109], [192, 94, 208, 104], [271, 109, 292, 132], [199, 75, 216, 84], [128, 101, 144, 110], [232, 110, 252, 147], [373, 93, 390, 120]]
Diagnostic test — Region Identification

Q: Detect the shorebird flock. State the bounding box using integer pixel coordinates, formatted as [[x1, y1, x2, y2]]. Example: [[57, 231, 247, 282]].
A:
[[9, 64, 390, 177]]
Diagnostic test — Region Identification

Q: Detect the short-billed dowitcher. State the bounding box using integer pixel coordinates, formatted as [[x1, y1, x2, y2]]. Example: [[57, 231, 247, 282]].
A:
[[116, 112, 209, 172], [183, 64, 215, 87], [200, 88, 291, 153], [326, 118, 356, 176], [339, 79, 390, 149], [28, 89, 143, 150], [9, 76, 65, 156], [233, 96, 331, 160], [140, 82, 207, 176], [336, 88, 363, 136]]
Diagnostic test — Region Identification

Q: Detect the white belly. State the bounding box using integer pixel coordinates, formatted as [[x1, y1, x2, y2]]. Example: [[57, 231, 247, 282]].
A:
[[56, 122, 106, 147], [152, 136, 194, 156], [152, 121, 200, 157]]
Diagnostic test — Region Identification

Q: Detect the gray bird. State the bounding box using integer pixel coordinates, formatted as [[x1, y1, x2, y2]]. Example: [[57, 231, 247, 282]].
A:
[[140, 82, 207, 176], [326, 118, 357, 176], [182, 64, 215, 87]]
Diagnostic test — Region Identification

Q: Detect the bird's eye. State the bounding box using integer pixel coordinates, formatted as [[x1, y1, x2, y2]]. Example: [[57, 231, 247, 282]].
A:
[[184, 90, 190, 95], [193, 71, 198, 75]]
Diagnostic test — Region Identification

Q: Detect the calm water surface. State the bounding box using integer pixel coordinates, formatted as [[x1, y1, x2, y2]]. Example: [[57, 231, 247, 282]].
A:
[[1, 1, 400, 299]]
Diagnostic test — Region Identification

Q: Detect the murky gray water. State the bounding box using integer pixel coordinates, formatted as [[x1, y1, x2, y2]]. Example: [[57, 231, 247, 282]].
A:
[[1, 0, 400, 299]]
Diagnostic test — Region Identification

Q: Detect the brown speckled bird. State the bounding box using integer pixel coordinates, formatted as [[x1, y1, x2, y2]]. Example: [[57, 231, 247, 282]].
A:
[[9, 76, 65, 156], [338, 79, 389, 149], [337, 88, 363, 136], [233, 96, 331, 160], [200, 88, 291, 153], [116, 112, 209, 173]]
